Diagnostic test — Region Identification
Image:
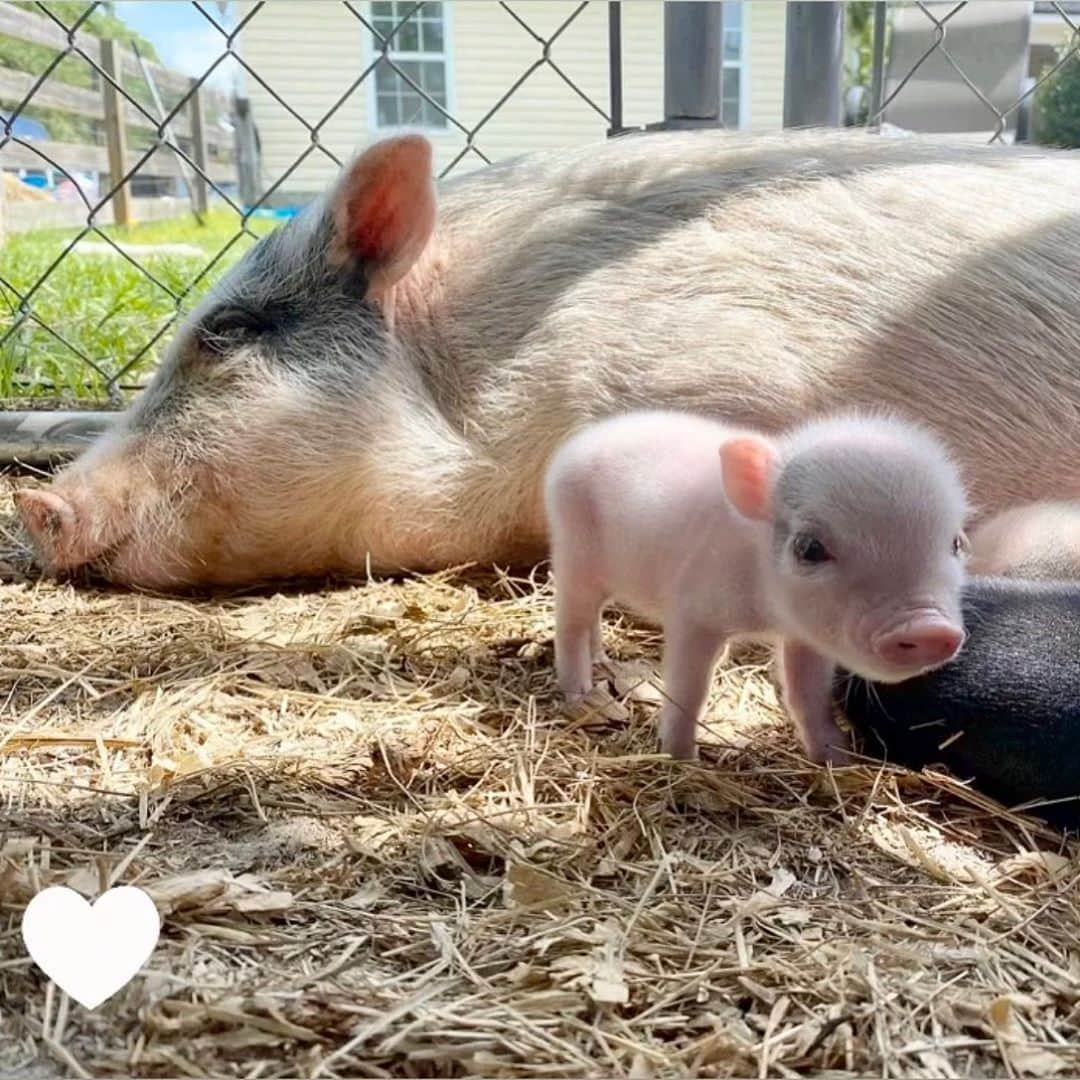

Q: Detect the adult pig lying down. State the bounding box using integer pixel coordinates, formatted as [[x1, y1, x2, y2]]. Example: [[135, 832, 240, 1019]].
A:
[[15, 130, 1080, 589]]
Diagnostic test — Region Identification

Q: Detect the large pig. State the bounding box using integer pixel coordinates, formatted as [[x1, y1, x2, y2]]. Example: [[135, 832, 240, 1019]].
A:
[[15, 130, 1080, 589], [967, 501, 1080, 581], [545, 410, 967, 762]]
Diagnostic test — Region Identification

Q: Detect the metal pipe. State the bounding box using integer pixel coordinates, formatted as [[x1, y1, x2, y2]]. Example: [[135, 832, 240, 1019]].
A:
[[0, 412, 116, 468], [133, 42, 205, 226], [783, 2, 844, 128], [608, 1, 624, 136], [234, 97, 261, 208], [869, 1, 888, 124], [659, 1, 723, 129]]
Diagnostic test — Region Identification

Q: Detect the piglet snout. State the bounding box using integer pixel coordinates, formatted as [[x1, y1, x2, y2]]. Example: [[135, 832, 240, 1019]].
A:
[[873, 619, 964, 669]]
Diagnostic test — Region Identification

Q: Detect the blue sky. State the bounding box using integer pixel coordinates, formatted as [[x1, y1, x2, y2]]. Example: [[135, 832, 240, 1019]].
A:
[[113, 2, 235, 87]]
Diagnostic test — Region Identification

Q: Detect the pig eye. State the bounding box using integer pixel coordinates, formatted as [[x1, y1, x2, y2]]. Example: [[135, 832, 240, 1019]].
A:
[[198, 306, 269, 351], [792, 533, 832, 565]]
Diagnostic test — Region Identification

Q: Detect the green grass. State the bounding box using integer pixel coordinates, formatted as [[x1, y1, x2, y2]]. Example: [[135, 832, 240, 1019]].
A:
[[0, 210, 279, 403]]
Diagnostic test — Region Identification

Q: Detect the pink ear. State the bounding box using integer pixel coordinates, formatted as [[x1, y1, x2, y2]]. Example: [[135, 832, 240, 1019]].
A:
[[14, 489, 77, 560], [330, 135, 436, 296], [719, 437, 777, 521]]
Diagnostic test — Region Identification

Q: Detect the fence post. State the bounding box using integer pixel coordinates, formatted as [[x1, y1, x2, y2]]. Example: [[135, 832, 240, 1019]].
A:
[[0, 412, 116, 467], [868, 1, 887, 123], [99, 38, 134, 227], [646, 1, 723, 130], [783, 2, 844, 128], [188, 76, 209, 215], [234, 96, 261, 208], [607, 1, 624, 136]]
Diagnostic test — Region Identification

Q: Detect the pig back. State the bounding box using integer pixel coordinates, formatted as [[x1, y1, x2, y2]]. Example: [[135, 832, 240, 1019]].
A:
[[837, 579, 1080, 829], [417, 130, 1080, 553], [29, 130, 1080, 590]]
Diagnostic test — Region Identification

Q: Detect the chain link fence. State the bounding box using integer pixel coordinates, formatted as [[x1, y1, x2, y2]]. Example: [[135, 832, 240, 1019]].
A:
[[1, 0, 617, 414], [867, 1, 1080, 141], [3, 1, 1080, 442]]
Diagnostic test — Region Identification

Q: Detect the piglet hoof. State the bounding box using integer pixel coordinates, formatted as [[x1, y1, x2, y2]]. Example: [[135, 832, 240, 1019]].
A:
[[659, 715, 699, 761], [563, 685, 631, 725], [807, 737, 854, 767], [660, 736, 699, 762], [560, 690, 588, 718], [557, 677, 593, 702]]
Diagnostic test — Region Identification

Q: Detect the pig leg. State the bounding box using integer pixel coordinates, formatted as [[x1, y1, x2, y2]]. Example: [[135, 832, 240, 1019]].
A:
[[554, 579, 606, 701], [591, 617, 608, 664], [777, 641, 851, 764], [658, 621, 726, 760]]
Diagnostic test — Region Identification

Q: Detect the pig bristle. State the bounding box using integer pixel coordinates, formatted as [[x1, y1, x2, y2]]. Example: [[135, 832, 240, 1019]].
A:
[[968, 499, 1080, 581], [778, 411, 972, 525], [24, 126, 1080, 589]]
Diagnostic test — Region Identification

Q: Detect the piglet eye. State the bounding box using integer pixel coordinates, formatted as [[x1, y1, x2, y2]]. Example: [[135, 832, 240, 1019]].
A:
[[793, 533, 832, 564], [952, 533, 967, 557]]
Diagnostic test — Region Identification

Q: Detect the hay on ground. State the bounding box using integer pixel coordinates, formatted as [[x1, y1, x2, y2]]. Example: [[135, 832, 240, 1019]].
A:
[[1, 486, 1079, 1079]]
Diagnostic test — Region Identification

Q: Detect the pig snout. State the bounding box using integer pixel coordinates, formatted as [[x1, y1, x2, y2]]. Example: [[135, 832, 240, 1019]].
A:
[[14, 487, 101, 571], [14, 457, 147, 576], [870, 616, 964, 673]]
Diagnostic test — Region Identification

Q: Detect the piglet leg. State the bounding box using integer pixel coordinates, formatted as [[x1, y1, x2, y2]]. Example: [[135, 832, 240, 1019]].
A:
[[658, 621, 726, 760], [554, 581, 606, 701], [591, 618, 608, 664], [777, 641, 851, 764]]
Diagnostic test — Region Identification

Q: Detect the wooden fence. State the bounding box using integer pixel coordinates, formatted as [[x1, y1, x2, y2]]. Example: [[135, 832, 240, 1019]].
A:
[[0, 3, 238, 227]]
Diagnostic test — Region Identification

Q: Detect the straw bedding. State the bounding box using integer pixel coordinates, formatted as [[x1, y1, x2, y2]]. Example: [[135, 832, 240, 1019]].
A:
[[2, 486, 1079, 1079]]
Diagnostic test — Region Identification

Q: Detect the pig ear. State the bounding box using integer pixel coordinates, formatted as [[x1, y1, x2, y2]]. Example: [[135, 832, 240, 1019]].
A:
[[329, 135, 436, 297], [14, 489, 77, 555], [719, 437, 778, 521]]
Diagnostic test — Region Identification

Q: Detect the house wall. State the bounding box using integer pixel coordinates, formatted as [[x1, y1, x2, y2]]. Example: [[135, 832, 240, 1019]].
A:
[[747, 1, 786, 131], [236, 1, 785, 202], [1030, 13, 1074, 52]]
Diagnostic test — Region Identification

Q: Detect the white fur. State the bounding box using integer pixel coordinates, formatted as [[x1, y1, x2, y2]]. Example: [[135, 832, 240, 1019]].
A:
[[544, 409, 968, 763], [968, 500, 1080, 581]]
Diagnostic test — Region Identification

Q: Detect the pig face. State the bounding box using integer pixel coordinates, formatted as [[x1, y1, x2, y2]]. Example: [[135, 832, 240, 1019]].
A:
[[723, 415, 968, 681], [16, 136, 437, 589]]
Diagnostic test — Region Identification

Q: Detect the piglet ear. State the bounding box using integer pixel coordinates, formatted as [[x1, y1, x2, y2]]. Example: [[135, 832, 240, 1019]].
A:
[[719, 436, 777, 521], [329, 135, 436, 297]]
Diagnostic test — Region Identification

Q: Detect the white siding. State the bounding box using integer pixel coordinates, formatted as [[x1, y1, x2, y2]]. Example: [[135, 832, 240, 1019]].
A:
[[237, 2, 369, 196], [1030, 13, 1074, 48], [236, 1, 786, 200], [444, 2, 663, 170], [747, 1, 786, 131]]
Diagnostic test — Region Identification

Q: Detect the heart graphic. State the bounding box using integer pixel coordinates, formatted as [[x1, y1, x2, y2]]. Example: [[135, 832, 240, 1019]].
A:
[[22, 885, 161, 1009]]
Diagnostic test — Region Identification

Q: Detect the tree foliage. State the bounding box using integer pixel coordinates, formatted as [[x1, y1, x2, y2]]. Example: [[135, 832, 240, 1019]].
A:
[[845, 2, 875, 95], [844, 2, 890, 126], [0, 3, 163, 142], [0, 2, 159, 99], [1035, 49, 1080, 147], [21, 2, 160, 59]]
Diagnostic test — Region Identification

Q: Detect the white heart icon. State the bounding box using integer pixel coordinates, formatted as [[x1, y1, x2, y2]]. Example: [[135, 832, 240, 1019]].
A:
[[22, 885, 161, 1010]]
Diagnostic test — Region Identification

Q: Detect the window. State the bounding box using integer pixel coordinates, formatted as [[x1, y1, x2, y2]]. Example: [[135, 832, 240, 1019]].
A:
[[370, 1, 449, 130], [721, 2, 745, 129]]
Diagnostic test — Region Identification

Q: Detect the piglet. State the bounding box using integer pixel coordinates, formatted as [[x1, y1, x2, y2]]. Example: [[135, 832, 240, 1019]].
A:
[[544, 410, 968, 763], [967, 500, 1080, 581]]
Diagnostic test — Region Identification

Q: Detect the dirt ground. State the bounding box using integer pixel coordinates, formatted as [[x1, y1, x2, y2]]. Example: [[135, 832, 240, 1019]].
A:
[[2, 489, 1079, 1079]]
